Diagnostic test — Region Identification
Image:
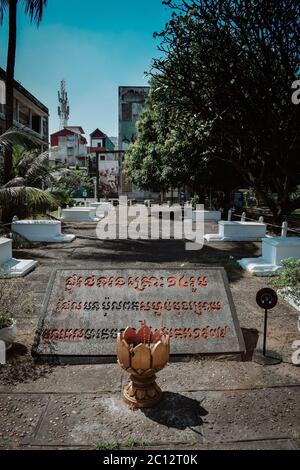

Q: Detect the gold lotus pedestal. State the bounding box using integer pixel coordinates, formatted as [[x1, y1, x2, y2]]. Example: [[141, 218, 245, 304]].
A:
[[117, 324, 170, 409]]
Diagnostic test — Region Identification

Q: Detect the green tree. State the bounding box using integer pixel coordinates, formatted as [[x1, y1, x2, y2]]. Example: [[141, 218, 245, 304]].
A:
[[125, 83, 240, 206], [53, 169, 94, 201], [145, 0, 300, 221], [0, 0, 48, 184], [0, 129, 58, 220]]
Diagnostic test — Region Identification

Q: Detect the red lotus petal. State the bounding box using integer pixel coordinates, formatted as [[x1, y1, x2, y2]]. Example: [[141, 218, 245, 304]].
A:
[[123, 327, 138, 345], [137, 324, 152, 344], [152, 329, 164, 343]]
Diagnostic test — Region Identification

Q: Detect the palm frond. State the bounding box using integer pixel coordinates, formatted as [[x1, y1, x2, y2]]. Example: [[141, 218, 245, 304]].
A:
[[23, 148, 59, 187], [0, 128, 42, 152], [0, 185, 58, 210], [4, 177, 26, 188], [13, 144, 28, 169], [22, 0, 48, 25], [0, 0, 8, 24]]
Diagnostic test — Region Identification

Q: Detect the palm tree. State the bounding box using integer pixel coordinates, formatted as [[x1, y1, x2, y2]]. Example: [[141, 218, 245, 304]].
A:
[[0, 0, 48, 184], [0, 128, 58, 221]]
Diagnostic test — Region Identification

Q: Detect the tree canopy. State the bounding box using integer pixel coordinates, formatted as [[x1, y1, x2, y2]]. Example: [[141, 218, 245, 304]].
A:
[[126, 0, 300, 220]]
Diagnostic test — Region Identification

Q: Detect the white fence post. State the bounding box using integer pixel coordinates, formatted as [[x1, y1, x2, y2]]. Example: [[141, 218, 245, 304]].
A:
[[228, 210, 232, 222], [281, 221, 288, 238], [259, 216, 264, 223], [241, 212, 246, 222]]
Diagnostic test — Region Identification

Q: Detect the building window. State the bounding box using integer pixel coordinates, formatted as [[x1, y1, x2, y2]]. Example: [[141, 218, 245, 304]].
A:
[[32, 115, 41, 134], [122, 102, 132, 121], [100, 155, 106, 161], [19, 103, 30, 126]]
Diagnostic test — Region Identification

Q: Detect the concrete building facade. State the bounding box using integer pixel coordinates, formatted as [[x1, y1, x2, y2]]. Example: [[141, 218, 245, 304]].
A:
[[50, 126, 87, 167], [118, 86, 149, 152], [0, 67, 49, 147], [118, 86, 151, 197], [88, 128, 123, 198]]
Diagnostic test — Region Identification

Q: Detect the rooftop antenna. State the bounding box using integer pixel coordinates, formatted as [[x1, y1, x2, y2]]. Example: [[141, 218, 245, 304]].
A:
[[58, 80, 70, 129]]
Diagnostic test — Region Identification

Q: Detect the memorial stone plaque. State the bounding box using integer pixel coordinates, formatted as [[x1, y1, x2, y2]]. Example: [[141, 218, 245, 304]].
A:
[[33, 268, 245, 362]]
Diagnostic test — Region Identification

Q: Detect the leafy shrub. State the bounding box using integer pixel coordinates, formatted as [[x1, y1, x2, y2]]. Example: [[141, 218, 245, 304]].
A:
[[190, 195, 200, 209], [0, 279, 36, 329], [272, 259, 300, 307]]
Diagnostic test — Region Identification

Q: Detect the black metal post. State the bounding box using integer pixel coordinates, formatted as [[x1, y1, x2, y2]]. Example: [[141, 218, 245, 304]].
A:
[[263, 309, 268, 356]]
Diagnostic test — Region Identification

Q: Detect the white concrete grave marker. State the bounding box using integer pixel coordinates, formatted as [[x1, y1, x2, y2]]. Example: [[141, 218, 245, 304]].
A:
[[205, 221, 267, 243], [0, 237, 38, 278], [12, 220, 75, 244], [239, 237, 300, 276], [61, 207, 101, 222]]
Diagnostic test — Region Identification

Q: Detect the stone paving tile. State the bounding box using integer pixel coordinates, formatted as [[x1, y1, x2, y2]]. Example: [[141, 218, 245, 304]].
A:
[[159, 362, 300, 392], [8, 365, 123, 394], [4, 386, 298, 448], [0, 394, 49, 448], [2, 360, 299, 394], [139, 439, 298, 450], [32, 393, 205, 448], [3, 438, 298, 450], [201, 386, 300, 444], [3, 362, 299, 395], [205, 439, 299, 450]]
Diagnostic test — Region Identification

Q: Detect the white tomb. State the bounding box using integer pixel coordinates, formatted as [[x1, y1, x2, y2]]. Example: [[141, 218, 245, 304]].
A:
[[90, 202, 113, 217], [61, 207, 101, 222], [205, 221, 267, 243], [0, 237, 38, 278], [193, 210, 221, 222], [12, 220, 75, 243], [239, 237, 300, 276]]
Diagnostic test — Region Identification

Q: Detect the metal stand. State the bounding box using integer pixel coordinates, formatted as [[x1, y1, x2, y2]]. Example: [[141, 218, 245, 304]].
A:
[[254, 309, 282, 366]]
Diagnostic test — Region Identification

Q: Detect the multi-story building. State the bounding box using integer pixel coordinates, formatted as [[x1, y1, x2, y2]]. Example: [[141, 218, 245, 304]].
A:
[[89, 128, 115, 152], [0, 67, 49, 147], [118, 86, 149, 152], [118, 85, 161, 199], [50, 126, 88, 167], [88, 128, 123, 198]]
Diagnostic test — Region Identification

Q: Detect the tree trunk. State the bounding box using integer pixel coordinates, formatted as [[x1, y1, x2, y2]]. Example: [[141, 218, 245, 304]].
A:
[[4, 0, 18, 184]]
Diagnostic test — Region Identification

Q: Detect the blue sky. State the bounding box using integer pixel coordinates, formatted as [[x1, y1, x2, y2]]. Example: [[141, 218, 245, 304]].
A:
[[0, 0, 171, 138]]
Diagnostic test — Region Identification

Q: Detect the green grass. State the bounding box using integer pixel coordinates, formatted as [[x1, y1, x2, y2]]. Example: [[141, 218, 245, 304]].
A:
[[96, 441, 121, 450], [49, 211, 59, 218], [96, 438, 143, 451], [291, 209, 300, 216]]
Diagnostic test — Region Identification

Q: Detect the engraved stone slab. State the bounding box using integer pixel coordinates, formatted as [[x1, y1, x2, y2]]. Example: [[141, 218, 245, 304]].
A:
[[33, 268, 245, 362]]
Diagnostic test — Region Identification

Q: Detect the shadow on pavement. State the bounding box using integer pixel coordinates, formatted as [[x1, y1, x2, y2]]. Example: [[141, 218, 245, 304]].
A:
[[242, 328, 260, 361], [142, 392, 207, 435]]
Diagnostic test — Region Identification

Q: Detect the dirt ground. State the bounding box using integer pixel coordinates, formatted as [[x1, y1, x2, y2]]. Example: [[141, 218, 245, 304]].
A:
[[0, 219, 299, 450]]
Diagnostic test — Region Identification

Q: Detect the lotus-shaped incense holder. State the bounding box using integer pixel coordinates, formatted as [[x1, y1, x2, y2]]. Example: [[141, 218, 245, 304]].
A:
[[117, 323, 170, 408]]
